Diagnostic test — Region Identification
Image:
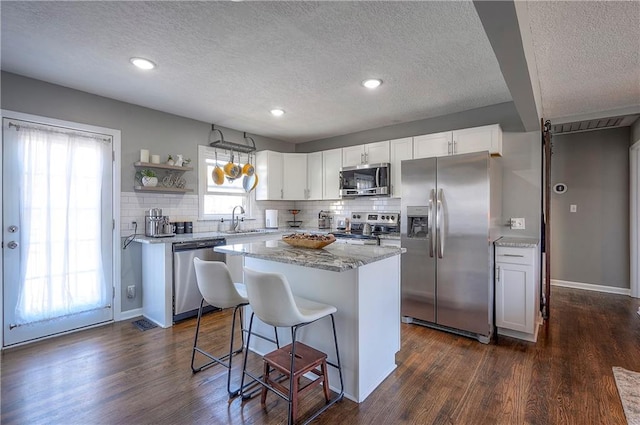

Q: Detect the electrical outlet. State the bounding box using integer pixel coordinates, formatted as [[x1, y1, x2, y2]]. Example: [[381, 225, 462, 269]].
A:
[[570, 204, 577, 213], [510, 218, 525, 230], [127, 285, 135, 299]]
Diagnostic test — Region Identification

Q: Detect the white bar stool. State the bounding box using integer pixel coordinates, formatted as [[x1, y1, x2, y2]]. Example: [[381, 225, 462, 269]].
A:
[[240, 267, 344, 425], [191, 258, 279, 398]]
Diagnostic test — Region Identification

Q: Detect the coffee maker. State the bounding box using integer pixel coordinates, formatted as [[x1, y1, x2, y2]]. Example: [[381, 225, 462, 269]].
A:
[[145, 208, 174, 237], [318, 210, 332, 229]]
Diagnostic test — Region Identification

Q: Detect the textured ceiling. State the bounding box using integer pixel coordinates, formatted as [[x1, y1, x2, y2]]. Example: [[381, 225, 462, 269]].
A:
[[0, 1, 510, 143], [526, 1, 640, 120], [1, 2, 638, 144]]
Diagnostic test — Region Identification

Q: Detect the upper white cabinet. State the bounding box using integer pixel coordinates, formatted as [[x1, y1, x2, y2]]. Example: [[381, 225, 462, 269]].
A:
[[306, 151, 323, 200], [255, 150, 284, 201], [413, 131, 452, 159], [323, 148, 342, 199], [413, 124, 502, 159], [453, 124, 502, 156], [390, 137, 413, 198], [257, 149, 341, 201], [342, 141, 390, 167], [282, 153, 308, 200]]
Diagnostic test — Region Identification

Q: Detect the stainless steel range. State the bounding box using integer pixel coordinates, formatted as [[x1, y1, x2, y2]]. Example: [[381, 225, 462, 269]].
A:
[[332, 211, 400, 245], [350, 211, 400, 235]]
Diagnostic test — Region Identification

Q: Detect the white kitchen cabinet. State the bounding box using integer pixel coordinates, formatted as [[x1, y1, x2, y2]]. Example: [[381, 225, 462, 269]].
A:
[[413, 131, 452, 159], [323, 148, 342, 199], [453, 124, 502, 156], [413, 124, 502, 159], [306, 151, 323, 200], [342, 141, 390, 166], [495, 243, 540, 342], [256, 151, 309, 200], [282, 153, 307, 199], [389, 137, 413, 197], [256, 150, 284, 200]]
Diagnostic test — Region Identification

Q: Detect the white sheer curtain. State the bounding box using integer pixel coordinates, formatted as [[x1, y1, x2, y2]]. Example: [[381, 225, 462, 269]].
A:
[[14, 124, 110, 325]]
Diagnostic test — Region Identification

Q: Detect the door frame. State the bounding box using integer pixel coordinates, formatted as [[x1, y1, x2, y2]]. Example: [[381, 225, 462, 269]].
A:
[[1, 110, 122, 347], [631, 140, 640, 299]]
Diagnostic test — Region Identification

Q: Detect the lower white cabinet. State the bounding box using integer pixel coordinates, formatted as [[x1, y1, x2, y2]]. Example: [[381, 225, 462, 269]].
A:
[[495, 243, 540, 342]]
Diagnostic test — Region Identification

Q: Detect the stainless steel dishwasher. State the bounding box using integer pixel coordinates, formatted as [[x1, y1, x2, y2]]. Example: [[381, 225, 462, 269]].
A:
[[172, 238, 226, 322]]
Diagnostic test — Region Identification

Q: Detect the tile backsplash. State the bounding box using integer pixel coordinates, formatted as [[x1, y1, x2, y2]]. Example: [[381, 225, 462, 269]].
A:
[[120, 191, 400, 237]]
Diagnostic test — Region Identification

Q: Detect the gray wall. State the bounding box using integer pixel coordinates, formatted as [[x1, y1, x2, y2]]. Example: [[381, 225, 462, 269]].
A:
[[1, 71, 294, 313], [551, 127, 630, 288], [632, 117, 640, 146], [295, 101, 525, 153], [500, 131, 542, 238], [1, 72, 295, 193]]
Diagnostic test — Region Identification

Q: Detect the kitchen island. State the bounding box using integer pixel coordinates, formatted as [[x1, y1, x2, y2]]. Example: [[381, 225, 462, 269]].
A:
[[215, 240, 404, 403]]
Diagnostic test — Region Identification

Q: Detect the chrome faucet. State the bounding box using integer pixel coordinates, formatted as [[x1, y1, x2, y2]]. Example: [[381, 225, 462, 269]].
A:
[[231, 205, 245, 232]]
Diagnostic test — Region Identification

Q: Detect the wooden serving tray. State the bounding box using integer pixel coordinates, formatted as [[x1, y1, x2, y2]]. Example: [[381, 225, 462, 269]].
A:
[[282, 234, 336, 249]]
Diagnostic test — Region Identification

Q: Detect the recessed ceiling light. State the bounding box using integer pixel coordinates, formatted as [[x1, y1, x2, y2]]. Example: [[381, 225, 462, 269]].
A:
[[362, 79, 382, 89], [130, 57, 157, 70], [270, 109, 285, 117]]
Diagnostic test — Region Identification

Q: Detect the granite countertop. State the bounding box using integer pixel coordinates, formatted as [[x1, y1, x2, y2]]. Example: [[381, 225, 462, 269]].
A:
[[133, 228, 402, 245], [215, 240, 404, 272], [133, 229, 286, 244], [494, 237, 540, 248]]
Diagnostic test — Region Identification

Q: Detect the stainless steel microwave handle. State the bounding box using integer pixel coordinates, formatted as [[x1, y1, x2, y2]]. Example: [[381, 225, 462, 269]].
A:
[[429, 189, 435, 258], [375, 167, 380, 188]]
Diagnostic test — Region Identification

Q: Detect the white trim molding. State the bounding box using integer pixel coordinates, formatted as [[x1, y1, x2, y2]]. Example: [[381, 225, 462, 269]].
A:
[[117, 308, 144, 322], [551, 279, 631, 296], [631, 140, 639, 298]]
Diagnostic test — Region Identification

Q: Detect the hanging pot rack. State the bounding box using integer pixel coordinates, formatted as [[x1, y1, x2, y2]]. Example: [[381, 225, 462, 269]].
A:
[[208, 124, 257, 154]]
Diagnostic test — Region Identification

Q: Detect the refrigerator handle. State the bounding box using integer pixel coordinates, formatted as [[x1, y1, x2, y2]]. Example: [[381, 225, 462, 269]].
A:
[[437, 188, 445, 258], [429, 189, 435, 257]]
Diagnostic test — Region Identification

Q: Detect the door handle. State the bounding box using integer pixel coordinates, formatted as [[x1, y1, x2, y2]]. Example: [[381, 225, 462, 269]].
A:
[[437, 189, 445, 258], [429, 189, 435, 258], [7, 241, 18, 249]]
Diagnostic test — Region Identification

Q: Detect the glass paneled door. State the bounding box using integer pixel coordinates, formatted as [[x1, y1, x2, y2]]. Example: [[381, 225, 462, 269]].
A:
[[3, 117, 114, 346]]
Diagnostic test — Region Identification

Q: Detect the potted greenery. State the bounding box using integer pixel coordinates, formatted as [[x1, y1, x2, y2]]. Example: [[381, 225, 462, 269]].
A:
[[140, 169, 158, 187]]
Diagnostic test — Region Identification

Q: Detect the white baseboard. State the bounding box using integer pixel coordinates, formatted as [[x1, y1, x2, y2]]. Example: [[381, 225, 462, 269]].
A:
[[116, 308, 143, 322], [551, 279, 631, 296]]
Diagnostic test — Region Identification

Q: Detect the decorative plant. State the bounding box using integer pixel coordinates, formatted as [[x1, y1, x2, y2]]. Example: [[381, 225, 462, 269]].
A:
[[140, 169, 158, 187]]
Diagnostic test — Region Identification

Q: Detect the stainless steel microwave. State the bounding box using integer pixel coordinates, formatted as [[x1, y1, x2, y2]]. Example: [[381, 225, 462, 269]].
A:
[[339, 163, 390, 197]]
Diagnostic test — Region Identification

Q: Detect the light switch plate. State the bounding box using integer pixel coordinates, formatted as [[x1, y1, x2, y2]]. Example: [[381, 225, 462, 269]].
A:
[[510, 218, 525, 230]]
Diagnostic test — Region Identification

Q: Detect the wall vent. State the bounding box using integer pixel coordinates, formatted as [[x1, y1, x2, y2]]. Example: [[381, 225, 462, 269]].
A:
[[551, 115, 637, 135]]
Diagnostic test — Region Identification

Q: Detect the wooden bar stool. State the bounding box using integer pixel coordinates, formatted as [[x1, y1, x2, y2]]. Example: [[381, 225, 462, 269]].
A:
[[191, 259, 279, 398], [240, 267, 344, 425], [261, 342, 330, 422]]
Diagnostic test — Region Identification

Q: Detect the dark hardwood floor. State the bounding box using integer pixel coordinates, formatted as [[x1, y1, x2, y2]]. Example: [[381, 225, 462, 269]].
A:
[[2, 286, 639, 424]]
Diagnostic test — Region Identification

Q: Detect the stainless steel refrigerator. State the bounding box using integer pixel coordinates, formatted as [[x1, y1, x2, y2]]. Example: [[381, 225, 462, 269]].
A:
[[401, 151, 501, 343]]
